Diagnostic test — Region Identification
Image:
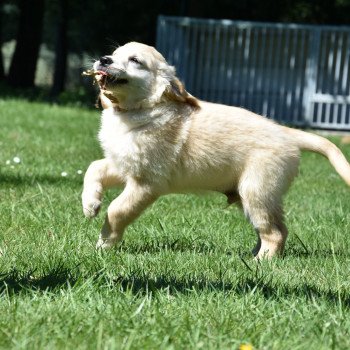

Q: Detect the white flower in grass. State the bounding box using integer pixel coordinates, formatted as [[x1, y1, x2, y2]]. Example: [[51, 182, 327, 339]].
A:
[[77, 169, 83, 175], [13, 156, 21, 164], [61, 171, 68, 177]]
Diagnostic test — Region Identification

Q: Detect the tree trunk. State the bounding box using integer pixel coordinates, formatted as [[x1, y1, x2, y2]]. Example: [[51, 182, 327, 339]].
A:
[[50, 0, 68, 99], [7, 0, 45, 88], [0, 0, 4, 80]]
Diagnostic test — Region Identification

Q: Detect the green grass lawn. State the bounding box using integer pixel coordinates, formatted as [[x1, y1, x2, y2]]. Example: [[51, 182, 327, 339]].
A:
[[1, 99, 350, 350]]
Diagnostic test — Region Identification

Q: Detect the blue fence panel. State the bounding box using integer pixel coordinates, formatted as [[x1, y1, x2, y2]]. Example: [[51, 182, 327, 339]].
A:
[[157, 16, 350, 130]]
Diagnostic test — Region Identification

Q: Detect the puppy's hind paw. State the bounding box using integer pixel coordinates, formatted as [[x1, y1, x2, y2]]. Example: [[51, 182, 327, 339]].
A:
[[95, 236, 118, 249]]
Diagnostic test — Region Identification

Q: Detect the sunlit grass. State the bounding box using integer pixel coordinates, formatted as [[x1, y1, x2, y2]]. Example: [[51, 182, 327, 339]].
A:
[[1, 99, 350, 349]]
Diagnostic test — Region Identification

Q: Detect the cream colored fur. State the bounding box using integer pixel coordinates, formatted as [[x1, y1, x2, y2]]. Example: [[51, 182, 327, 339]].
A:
[[82, 42, 350, 259]]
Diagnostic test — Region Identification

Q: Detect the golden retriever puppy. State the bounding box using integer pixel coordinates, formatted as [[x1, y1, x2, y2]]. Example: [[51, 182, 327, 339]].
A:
[[82, 42, 350, 259]]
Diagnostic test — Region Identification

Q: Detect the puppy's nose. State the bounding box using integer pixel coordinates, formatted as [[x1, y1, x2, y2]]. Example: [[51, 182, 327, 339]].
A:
[[99, 56, 113, 66]]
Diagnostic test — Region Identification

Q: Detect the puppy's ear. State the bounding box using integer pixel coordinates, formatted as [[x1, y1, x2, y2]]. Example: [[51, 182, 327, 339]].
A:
[[164, 77, 199, 108], [157, 62, 199, 109]]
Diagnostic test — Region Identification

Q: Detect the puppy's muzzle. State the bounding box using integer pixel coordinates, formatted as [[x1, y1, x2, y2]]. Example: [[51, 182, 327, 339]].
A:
[[93, 56, 128, 87]]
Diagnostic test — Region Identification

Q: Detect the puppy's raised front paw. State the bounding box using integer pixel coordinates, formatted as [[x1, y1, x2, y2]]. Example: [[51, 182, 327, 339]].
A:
[[82, 198, 102, 218]]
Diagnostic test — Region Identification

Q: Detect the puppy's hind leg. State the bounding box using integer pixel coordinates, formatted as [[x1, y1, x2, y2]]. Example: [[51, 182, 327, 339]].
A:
[[96, 180, 157, 249], [82, 158, 123, 218], [245, 203, 288, 259], [241, 191, 288, 259], [238, 160, 296, 259]]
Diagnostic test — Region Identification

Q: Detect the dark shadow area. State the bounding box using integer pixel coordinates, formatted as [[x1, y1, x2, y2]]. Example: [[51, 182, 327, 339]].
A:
[[1, 264, 349, 309], [114, 239, 347, 259], [115, 238, 224, 255], [109, 274, 350, 309], [0, 265, 77, 295], [2, 1, 350, 110]]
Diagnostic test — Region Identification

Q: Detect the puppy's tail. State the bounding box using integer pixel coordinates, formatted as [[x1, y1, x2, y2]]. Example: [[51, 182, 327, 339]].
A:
[[288, 128, 350, 186]]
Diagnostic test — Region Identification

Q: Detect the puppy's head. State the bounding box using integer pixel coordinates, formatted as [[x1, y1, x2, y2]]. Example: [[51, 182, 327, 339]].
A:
[[93, 42, 198, 110]]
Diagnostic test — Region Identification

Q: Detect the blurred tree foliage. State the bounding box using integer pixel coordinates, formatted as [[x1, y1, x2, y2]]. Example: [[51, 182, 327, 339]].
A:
[[0, 0, 4, 80], [0, 0, 349, 99], [50, 0, 68, 97], [7, 0, 45, 88]]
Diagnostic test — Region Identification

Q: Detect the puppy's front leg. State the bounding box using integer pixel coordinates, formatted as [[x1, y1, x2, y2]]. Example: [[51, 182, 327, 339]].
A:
[[82, 158, 123, 218], [96, 181, 156, 249]]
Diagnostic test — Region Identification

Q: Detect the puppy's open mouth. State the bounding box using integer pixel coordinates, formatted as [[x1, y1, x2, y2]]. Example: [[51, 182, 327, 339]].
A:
[[83, 69, 128, 89]]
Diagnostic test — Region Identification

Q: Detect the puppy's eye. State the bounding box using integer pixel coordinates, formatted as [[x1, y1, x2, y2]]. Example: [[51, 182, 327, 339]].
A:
[[129, 56, 141, 64]]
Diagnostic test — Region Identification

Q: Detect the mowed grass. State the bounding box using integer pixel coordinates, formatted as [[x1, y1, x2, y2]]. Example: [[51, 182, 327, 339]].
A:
[[1, 99, 350, 350]]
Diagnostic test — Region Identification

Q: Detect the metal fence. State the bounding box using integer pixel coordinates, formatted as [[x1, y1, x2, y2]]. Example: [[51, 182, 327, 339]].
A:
[[156, 16, 350, 130]]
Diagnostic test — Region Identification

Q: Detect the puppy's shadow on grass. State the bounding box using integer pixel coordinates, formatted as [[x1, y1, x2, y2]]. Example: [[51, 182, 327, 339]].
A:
[[117, 238, 220, 255], [0, 266, 77, 295], [114, 274, 350, 308], [2, 265, 350, 309], [118, 238, 348, 258]]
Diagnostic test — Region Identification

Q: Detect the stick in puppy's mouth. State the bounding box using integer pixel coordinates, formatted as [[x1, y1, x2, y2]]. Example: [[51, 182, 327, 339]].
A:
[[83, 69, 122, 107], [83, 69, 109, 89], [83, 69, 128, 90]]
